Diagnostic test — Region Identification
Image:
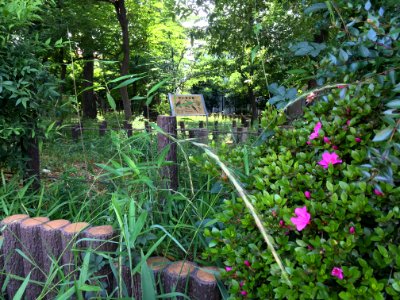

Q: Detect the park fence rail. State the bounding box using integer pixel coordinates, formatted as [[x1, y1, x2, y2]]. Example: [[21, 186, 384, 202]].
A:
[[0, 214, 222, 300]]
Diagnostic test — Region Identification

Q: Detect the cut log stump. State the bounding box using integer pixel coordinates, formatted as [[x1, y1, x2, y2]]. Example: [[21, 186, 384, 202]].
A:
[[0, 236, 4, 295], [60, 222, 89, 277], [84, 225, 116, 294], [162, 260, 196, 299], [40, 219, 71, 299], [20, 217, 50, 299], [1, 214, 29, 299], [147, 256, 170, 293], [84, 225, 115, 252], [114, 264, 141, 299], [190, 266, 221, 300]]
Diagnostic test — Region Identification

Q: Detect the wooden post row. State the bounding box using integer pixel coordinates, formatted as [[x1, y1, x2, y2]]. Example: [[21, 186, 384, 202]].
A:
[[0, 214, 221, 299]]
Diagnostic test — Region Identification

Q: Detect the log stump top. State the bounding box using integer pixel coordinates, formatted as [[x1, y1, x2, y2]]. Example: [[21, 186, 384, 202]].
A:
[[147, 256, 170, 271], [42, 219, 70, 231], [85, 225, 113, 236], [20, 217, 49, 228], [63, 222, 89, 234], [1, 214, 29, 224], [196, 266, 220, 283], [166, 261, 196, 276]]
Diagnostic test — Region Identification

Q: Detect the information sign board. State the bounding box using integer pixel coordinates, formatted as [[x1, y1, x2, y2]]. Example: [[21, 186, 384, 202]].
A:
[[168, 93, 208, 116]]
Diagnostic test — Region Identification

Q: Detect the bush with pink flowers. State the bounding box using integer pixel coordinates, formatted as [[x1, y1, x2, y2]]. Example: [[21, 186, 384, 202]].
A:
[[203, 86, 400, 298], [202, 2, 400, 297]]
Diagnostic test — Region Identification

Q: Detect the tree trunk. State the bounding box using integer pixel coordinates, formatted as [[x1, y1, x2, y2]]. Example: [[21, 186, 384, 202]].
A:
[[82, 53, 97, 119], [21, 135, 41, 191], [113, 0, 132, 120]]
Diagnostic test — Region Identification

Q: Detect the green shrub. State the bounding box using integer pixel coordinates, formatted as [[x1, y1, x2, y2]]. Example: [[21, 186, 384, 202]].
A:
[[203, 86, 400, 299]]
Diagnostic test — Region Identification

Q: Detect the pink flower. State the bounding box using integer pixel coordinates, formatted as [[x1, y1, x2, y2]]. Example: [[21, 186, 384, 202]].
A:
[[225, 266, 232, 272], [323, 136, 331, 144], [306, 92, 317, 104], [240, 290, 248, 296], [349, 226, 355, 234], [337, 85, 348, 89], [290, 206, 311, 231], [307, 140, 311, 145], [318, 152, 343, 169], [304, 191, 311, 199], [355, 137, 362, 143], [374, 189, 384, 196], [279, 220, 285, 227], [307, 245, 314, 250], [240, 281, 245, 287], [244, 260, 251, 267], [346, 119, 351, 126], [309, 122, 322, 140], [332, 145, 339, 150], [331, 267, 344, 280]]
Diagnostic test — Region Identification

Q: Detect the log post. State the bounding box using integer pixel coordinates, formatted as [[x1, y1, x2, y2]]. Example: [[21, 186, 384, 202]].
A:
[[84, 225, 117, 295], [40, 219, 71, 299], [199, 121, 204, 128], [237, 127, 243, 144], [99, 121, 107, 137], [20, 217, 50, 299], [0, 236, 4, 296], [240, 127, 249, 143], [144, 121, 151, 133], [147, 256, 170, 293], [124, 121, 133, 137], [190, 266, 221, 300], [114, 264, 141, 299], [72, 124, 82, 142], [61, 222, 90, 277], [179, 121, 185, 138], [232, 121, 238, 142], [213, 121, 219, 142], [1, 214, 29, 299], [162, 261, 196, 299], [157, 116, 178, 191], [189, 129, 208, 144]]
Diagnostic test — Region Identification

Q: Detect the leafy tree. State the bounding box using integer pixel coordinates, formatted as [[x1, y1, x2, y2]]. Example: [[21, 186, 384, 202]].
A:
[[0, 0, 59, 189]]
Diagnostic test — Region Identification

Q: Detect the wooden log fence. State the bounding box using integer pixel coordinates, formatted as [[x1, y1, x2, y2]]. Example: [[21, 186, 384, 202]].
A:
[[0, 214, 222, 299], [58, 118, 258, 145]]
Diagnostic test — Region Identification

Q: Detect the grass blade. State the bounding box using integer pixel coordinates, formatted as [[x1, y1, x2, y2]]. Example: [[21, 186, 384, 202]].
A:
[[13, 272, 31, 300]]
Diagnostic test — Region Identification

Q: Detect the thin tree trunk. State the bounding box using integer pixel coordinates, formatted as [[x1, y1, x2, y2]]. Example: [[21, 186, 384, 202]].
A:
[[82, 53, 97, 119], [21, 135, 41, 191], [113, 0, 132, 120]]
